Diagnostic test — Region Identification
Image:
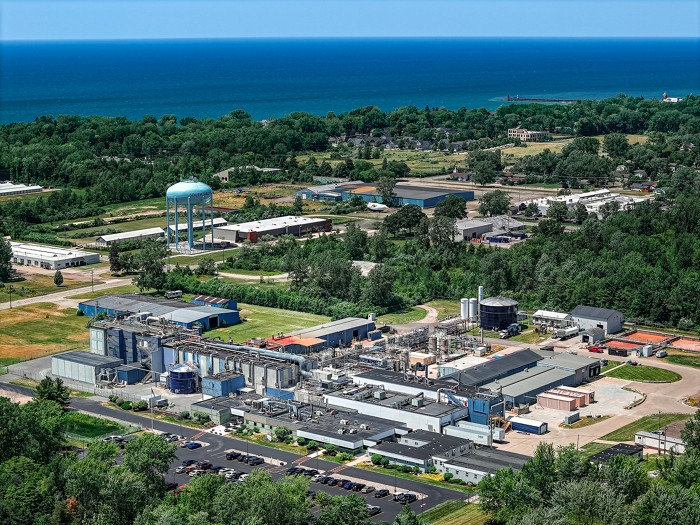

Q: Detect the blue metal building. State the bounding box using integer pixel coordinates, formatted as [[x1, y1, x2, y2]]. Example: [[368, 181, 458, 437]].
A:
[[201, 372, 245, 397]]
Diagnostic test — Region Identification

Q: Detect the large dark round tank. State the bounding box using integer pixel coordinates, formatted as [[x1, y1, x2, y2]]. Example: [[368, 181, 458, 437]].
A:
[[168, 364, 197, 394], [479, 297, 518, 330]]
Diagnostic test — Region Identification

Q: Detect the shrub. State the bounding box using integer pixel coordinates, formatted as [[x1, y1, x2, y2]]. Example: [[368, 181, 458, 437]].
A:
[[306, 440, 318, 450], [380, 457, 390, 468], [76, 309, 85, 316], [443, 472, 453, 481], [192, 411, 211, 424], [108, 394, 118, 403], [178, 411, 191, 420], [371, 453, 383, 465], [412, 466, 420, 474], [120, 401, 132, 410], [338, 453, 354, 462], [399, 465, 412, 473], [426, 466, 437, 474], [115, 397, 124, 406], [297, 437, 307, 447], [133, 400, 149, 411]]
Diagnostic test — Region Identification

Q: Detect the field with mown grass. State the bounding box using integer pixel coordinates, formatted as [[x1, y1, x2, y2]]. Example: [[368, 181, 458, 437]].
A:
[[64, 412, 125, 438], [422, 501, 488, 525], [207, 303, 330, 341], [0, 303, 88, 365], [377, 306, 427, 325], [0, 271, 101, 303], [604, 364, 681, 382], [599, 413, 689, 441]]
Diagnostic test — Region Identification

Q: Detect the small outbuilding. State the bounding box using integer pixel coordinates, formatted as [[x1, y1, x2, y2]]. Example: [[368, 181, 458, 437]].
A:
[[590, 443, 643, 463], [580, 327, 605, 344]]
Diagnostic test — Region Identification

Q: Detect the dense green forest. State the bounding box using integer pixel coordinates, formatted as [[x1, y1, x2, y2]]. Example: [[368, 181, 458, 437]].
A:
[[2, 94, 700, 235]]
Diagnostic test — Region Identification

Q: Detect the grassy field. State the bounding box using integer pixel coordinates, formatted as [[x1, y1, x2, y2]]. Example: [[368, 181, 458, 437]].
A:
[[0, 272, 100, 303], [580, 441, 613, 457], [57, 215, 168, 243], [0, 303, 88, 364], [425, 299, 461, 319], [562, 415, 611, 429], [377, 306, 427, 324], [297, 150, 465, 175], [601, 361, 623, 373], [501, 134, 648, 160], [360, 464, 474, 494], [509, 329, 549, 344], [207, 303, 330, 341], [667, 354, 700, 369], [167, 247, 240, 265], [67, 284, 140, 300], [64, 412, 124, 438], [422, 501, 488, 525], [604, 364, 681, 382], [600, 413, 689, 442]]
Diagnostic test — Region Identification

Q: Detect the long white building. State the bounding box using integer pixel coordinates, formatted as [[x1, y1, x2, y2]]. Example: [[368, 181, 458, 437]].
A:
[[0, 182, 43, 197], [10, 242, 100, 270], [521, 189, 647, 219]]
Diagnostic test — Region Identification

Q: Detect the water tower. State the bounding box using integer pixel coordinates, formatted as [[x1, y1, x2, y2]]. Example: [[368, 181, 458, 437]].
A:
[[165, 179, 214, 252]]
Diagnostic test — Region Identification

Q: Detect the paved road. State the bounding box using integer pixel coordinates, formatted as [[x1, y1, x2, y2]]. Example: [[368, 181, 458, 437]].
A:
[[0, 277, 126, 311], [0, 382, 468, 520]]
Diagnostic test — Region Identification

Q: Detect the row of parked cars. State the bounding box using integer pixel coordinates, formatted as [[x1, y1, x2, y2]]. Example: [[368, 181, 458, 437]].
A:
[[225, 451, 265, 466]]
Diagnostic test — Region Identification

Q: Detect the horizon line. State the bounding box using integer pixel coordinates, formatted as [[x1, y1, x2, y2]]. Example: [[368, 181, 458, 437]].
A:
[[4, 35, 700, 43]]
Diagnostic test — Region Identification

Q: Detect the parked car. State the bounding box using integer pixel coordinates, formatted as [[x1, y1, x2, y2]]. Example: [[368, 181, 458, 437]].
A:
[[186, 442, 202, 449], [286, 467, 304, 476], [337, 479, 350, 488], [352, 483, 365, 492], [342, 481, 354, 490], [226, 451, 241, 460], [209, 465, 223, 472], [374, 489, 390, 498], [393, 493, 405, 502], [303, 469, 318, 476], [588, 345, 604, 353], [165, 482, 179, 491], [175, 466, 187, 474], [182, 459, 197, 466], [311, 475, 324, 482], [360, 485, 375, 494], [656, 350, 668, 358], [238, 455, 250, 462], [103, 435, 124, 443], [196, 461, 212, 470], [366, 505, 382, 516], [188, 469, 206, 477], [320, 477, 333, 485], [248, 457, 264, 466], [401, 494, 417, 504], [327, 478, 340, 486]]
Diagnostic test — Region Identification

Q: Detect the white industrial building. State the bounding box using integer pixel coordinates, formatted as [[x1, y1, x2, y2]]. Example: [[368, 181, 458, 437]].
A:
[[213, 216, 331, 243], [10, 242, 100, 270], [435, 448, 529, 483], [95, 227, 165, 246], [532, 310, 571, 328], [166, 217, 227, 232], [0, 181, 43, 197], [520, 189, 647, 219], [455, 216, 525, 242], [51, 351, 123, 384], [570, 305, 624, 335], [367, 430, 472, 471]]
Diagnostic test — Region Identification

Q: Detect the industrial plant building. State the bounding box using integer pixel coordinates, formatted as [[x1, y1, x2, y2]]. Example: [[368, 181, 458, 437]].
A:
[[296, 181, 474, 209], [267, 317, 378, 354], [367, 430, 473, 471], [0, 181, 43, 197], [213, 216, 331, 243], [52, 351, 124, 384], [10, 242, 100, 270], [455, 216, 526, 242], [570, 305, 624, 335], [79, 294, 239, 330], [95, 227, 165, 247], [436, 447, 529, 483]]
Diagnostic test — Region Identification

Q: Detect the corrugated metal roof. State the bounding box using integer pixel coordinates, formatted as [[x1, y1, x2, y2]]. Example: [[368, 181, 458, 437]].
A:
[[214, 216, 326, 233], [571, 305, 623, 321], [191, 295, 230, 305], [96, 228, 164, 242], [533, 310, 571, 320], [284, 317, 374, 340], [52, 350, 123, 367], [495, 368, 574, 398], [444, 348, 542, 386]]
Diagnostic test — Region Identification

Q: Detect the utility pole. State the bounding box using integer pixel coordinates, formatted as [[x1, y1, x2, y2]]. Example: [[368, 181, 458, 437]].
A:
[[91, 270, 94, 292], [8, 285, 12, 308]]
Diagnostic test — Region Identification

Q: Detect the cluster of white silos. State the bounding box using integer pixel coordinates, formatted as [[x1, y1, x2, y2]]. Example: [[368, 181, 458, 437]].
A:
[[459, 285, 485, 322]]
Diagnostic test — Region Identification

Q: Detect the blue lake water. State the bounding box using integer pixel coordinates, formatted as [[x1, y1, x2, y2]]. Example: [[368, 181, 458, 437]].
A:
[[1, 38, 699, 123]]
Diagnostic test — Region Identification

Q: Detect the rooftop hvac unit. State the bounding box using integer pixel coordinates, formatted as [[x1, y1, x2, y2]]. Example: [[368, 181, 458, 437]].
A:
[[359, 424, 370, 430], [315, 410, 324, 417], [252, 400, 264, 410], [339, 419, 349, 426], [373, 390, 386, 400], [337, 428, 346, 434], [411, 397, 424, 407]]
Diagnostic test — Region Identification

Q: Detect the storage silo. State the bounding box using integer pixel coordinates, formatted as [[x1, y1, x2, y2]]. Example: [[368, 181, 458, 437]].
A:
[[479, 297, 518, 330], [478, 286, 484, 304], [168, 364, 197, 394], [460, 299, 469, 320], [468, 298, 478, 321]]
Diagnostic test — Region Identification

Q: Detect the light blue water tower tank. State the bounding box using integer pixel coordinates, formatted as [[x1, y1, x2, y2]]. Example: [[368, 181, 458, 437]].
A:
[[165, 179, 214, 252], [168, 364, 197, 394]]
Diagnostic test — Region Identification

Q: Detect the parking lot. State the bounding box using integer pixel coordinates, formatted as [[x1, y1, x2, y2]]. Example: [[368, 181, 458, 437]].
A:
[[165, 441, 430, 520]]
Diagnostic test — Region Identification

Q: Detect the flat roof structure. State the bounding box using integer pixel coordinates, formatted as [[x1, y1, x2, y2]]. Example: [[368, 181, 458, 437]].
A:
[[0, 182, 43, 196], [571, 305, 623, 321], [590, 443, 644, 463], [535, 351, 600, 371], [216, 216, 327, 233], [533, 310, 571, 321], [482, 368, 574, 399], [53, 350, 125, 367], [10, 241, 100, 270], [443, 349, 543, 387], [446, 448, 529, 474], [167, 217, 227, 232], [284, 317, 375, 340], [371, 430, 470, 461], [96, 227, 164, 244], [190, 295, 231, 306]]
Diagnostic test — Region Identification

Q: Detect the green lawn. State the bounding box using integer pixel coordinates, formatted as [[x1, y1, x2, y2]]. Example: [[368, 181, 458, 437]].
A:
[[0, 272, 101, 303], [218, 268, 282, 276], [64, 412, 124, 438], [167, 247, 240, 265], [562, 415, 611, 430], [359, 465, 475, 495], [207, 303, 330, 342], [425, 300, 461, 319], [58, 215, 168, 243], [0, 303, 89, 364], [580, 441, 613, 457], [667, 354, 700, 369], [422, 501, 488, 525], [509, 329, 549, 344], [67, 284, 140, 300], [605, 364, 681, 382], [599, 413, 689, 442], [377, 306, 427, 324], [601, 361, 623, 374]]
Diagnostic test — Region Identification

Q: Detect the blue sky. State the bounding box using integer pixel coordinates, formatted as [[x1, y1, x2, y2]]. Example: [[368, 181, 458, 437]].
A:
[[2, 0, 699, 40]]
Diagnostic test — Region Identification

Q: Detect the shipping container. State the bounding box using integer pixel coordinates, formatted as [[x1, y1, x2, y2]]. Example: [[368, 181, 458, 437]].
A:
[[608, 348, 629, 357], [507, 416, 548, 435], [537, 393, 577, 411]]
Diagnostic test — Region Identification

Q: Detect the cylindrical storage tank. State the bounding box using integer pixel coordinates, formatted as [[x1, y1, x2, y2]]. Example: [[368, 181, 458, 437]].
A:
[[479, 297, 518, 330], [428, 336, 437, 353], [440, 338, 449, 354], [168, 364, 197, 394], [460, 299, 468, 320], [478, 286, 484, 303], [468, 298, 478, 321]]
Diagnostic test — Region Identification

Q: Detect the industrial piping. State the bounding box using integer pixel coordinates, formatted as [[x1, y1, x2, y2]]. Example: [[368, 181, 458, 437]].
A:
[[209, 342, 314, 377]]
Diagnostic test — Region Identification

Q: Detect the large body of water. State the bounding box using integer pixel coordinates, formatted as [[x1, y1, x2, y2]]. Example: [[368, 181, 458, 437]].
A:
[[1, 38, 699, 124]]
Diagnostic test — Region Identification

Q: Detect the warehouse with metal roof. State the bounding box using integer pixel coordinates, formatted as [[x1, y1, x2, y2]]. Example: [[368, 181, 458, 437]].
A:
[[571, 305, 624, 335], [95, 227, 165, 246], [482, 367, 576, 408], [10, 241, 100, 270], [0, 181, 43, 197], [266, 317, 377, 353], [213, 216, 331, 243], [441, 348, 543, 387]]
